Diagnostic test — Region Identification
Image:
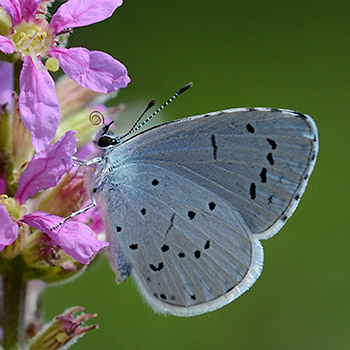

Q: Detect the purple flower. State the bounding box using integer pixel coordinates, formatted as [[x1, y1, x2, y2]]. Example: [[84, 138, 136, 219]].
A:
[[0, 61, 13, 105], [0, 130, 108, 263], [0, 0, 130, 151], [15, 130, 77, 205], [21, 211, 109, 265], [0, 205, 18, 251]]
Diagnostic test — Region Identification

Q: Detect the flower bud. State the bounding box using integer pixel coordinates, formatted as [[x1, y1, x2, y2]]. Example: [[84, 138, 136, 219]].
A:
[[28, 307, 97, 350], [22, 231, 86, 283]]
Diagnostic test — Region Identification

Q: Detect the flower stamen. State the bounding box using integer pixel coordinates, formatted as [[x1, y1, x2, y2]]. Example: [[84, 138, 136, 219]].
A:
[[11, 21, 53, 58], [29, 47, 47, 71]]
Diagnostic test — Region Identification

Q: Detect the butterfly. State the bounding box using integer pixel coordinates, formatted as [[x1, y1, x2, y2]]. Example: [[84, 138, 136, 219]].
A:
[[87, 84, 318, 316]]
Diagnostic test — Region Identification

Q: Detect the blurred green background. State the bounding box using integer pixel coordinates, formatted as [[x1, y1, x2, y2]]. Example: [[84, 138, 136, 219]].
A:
[[44, 1, 349, 349]]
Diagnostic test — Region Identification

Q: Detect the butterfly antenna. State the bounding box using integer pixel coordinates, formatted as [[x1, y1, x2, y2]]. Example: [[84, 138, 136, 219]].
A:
[[121, 100, 156, 139], [121, 82, 193, 139]]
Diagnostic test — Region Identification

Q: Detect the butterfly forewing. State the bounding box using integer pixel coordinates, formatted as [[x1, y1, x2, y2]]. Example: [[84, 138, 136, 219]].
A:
[[94, 108, 318, 316]]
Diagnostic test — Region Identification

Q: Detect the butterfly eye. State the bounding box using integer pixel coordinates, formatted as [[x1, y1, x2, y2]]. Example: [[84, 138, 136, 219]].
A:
[[97, 135, 119, 147]]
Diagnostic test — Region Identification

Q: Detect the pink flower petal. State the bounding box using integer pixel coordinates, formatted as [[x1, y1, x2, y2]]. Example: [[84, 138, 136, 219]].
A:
[[50, 0, 123, 34], [0, 35, 15, 53], [15, 130, 77, 205], [21, 211, 109, 264], [18, 0, 41, 22], [0, 206, 18, 251], [0, 0, 21, 26], [75, 205, 104, 234], [0, 61, 13, 105], [19, 56, 60, 152], [75, 142, 96, 160], [49, 47, 130, 93]]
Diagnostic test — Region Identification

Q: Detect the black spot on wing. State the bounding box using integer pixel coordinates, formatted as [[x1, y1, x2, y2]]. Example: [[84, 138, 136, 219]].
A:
[[208, 201, 216, 211], [188, 211, 196, 220], [151, 179, 159, 186], [150, 262, 164, 272], [178, 251, 185, 258], [266, 153, 274, 165], [260, 168, 267, 183], [194, 250, 201, 259], [246, 123, 255, 133], [266, 138, 277, 150], [140, 208, 146, 215], [250, 183, 256, 200], [211, 134, 218, 160], [129, 243, 138, 250], [161, 244, 169, 252]]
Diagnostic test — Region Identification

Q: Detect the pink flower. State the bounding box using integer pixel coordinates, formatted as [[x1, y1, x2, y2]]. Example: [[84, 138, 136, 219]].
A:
[[0, 205, 18, 250], [0, 61, 13, 106], [15, 130, 77, 204], [21, 211, 109, 265], [0, 130, 108, 263], [0, 0, 130, 151]]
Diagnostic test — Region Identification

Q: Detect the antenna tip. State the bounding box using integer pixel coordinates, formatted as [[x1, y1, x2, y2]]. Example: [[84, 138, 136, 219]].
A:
[[148, 99, 156, 108], [177, 82, 193, 95]]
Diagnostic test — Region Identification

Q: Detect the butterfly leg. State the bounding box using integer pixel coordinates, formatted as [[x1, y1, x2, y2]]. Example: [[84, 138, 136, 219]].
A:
[[50, 189, 98, 230], [72, 156, 103, 167]]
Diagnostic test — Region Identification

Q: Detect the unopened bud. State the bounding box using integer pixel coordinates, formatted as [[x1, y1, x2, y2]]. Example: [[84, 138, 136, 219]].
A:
[[28, 307, 98, 350], [45, 57, 59, 72]]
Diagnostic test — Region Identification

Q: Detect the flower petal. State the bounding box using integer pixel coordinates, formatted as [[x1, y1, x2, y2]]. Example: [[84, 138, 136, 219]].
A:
[[19, 56, 60, 152], [0, 0, 21, 26], [50, 0, 123, 34], [0, 206, 18, 251], [49, 47, 130, 93], [21, 211, 109, 264], [0, 35, 15, 53], [14, 130, 77, 205], [18, 0, 41, 22], [0, 61, 13, 105], [75, 205, 104, 234]]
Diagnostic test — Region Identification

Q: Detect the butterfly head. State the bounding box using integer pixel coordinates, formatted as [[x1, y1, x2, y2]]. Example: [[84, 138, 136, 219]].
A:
[[89, 111, 122, 149]]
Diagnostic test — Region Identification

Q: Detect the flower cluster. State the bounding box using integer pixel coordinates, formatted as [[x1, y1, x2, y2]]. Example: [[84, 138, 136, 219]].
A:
[[0, 0, 130, 348], [0, 0, 129, 151]]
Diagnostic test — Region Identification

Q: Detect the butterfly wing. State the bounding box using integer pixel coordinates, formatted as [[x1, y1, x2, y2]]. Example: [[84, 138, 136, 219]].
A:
[[95, 108, 318, 316]]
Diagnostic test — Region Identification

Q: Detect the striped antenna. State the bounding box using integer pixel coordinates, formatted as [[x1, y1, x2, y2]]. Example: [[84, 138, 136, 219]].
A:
[[121, 82, 192, 139]]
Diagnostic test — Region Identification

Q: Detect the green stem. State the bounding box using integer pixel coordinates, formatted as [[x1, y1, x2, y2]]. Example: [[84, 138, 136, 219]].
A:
[[3, 257, 27, 350]]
